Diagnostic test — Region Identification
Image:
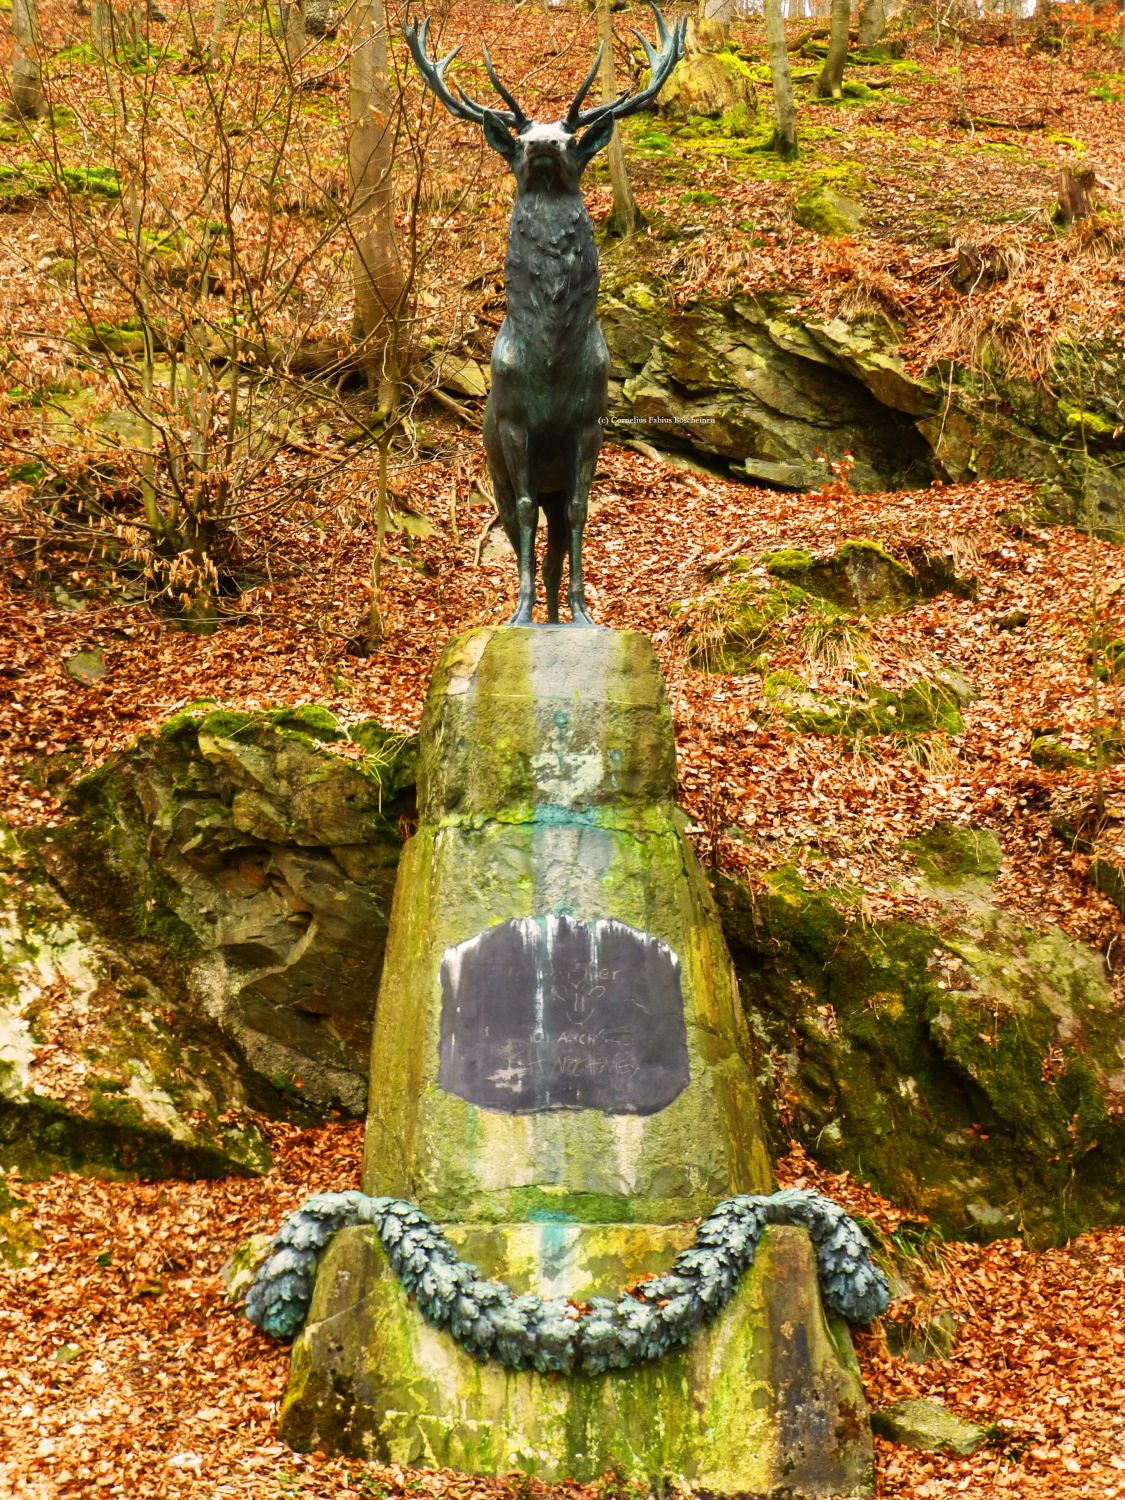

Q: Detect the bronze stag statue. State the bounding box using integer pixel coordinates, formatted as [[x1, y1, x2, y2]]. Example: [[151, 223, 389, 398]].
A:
[[405, 6, 685, 626]]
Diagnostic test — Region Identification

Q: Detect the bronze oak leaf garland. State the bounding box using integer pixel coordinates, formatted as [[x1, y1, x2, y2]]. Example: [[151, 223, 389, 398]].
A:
[[245, 1188, 890, 1375]]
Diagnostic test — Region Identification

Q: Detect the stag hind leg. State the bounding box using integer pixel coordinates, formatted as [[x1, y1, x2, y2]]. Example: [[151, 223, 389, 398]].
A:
[[542, 495, 567, 625], [487, 412, 538, 626], [564, 445, 599, 628]]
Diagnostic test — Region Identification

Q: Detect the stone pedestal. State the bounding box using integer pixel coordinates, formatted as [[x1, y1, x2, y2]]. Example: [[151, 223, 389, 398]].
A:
[[280, 627, 874, 1495]]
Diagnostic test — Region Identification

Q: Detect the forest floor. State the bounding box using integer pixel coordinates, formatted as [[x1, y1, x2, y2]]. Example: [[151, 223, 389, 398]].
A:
[[3, 0, 1125, 1495]]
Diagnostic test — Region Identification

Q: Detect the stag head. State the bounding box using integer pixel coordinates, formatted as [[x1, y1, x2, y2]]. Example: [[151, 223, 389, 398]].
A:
[[404, 3, 686, 193]]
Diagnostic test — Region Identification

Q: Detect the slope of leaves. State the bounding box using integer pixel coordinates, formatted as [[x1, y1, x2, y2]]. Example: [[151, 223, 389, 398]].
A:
[[2, 5, 1125, 1497], [3, 1129, 1125, 1498]]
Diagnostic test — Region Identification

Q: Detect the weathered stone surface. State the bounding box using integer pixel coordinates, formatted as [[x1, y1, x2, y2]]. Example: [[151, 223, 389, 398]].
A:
[[794, 186, 864, 237], [871, 1398, 988, 1455], [603, 285, 929, 495], [64, 648, 106, 685], [37, 704, 413, 1115], [766, 541, 922, 613], [281, 628, 874, 1492], [599, 272, 1125, 529], [718, 833, 1125, 1245], [281, 1223, 874, 1494], [364, 627, 771, 1224], [0, 826, 270, 1179], [221, 1232, 273, 1302], [658, 48, 759, 135]]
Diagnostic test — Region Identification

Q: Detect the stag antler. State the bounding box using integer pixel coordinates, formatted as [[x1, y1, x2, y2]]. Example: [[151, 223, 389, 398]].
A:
[[403, 17, 528, 132], [568, 2, 686, 132]]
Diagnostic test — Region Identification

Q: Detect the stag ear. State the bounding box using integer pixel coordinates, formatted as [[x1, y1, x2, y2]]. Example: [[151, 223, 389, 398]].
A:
[[575, 113, 615, 167], [481, 109, 517, 162]]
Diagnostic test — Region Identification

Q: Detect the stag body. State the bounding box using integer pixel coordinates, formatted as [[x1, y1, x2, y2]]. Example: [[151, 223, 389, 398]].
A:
[[406, 7, 684, 625], [486, 130, 608, 625]]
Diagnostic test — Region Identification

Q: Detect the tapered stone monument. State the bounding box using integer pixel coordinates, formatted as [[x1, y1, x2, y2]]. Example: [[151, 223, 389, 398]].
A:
[[278, 626, 874, 1496]]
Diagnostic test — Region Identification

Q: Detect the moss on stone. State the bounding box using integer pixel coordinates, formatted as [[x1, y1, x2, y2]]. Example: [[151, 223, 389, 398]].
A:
[[794, 185, 864, 236], [765, 669, 964, 739], [903, 825, 1002, 885], [280, 1224, 873, 1492], [714, 864, 1125, 1245], [675, 575, 793, 673], [766, 540, 916, 614], [1031, 733, 1096, 771]]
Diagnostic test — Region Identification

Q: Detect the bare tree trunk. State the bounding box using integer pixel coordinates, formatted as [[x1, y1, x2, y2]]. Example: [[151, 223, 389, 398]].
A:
[[700, 0, 737, 22], [764, 0, 798, 157], [92, 0, 114, 63], [350, 0, 403, 395], [350, 0, 404, 644], [857, 0, 887, 47], [209, 0, 226, 67], [951, 27, 970, 128], [8, 0, 44, 119], [597, 0, 643, 236], [284, 0, 306, 70], [816, 0, 851, 97]]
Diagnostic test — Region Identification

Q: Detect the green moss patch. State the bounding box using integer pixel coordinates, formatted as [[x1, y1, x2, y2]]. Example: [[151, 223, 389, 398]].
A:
[[672, 574, 793, 673], [766, 540, 914, 613], [764, 669, 964, 738], [903, 824, 1002, 886], [714, 864, 1125, 1245], [794, 185, 864, 236], [0, 161, 119, 206]]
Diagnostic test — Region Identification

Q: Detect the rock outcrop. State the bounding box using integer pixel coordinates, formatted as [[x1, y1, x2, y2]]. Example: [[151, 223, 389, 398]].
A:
[[0, 825, 270, 1179], [716, 829, 1125, 1246], [7, 702, 1124, 1236], [599, 276, 1125, 533], [33, 703, 414, 1116]]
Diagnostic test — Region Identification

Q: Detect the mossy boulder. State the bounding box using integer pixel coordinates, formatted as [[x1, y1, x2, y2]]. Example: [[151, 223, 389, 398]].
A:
[[871, 1399, 987, 1455], [763, 669, 965, 738], [764, 540, 971, 613], [658, 50, 759, 137], [36, 703, 415, 1115], [766, 542, 913, 612], [600, 281, 931, 494], [0, 825, 269, 1180], [794, 186, 864, 237], [598, 272, 1125, 529], [714, 848, 1125, 1245], [672, 571, 792, 672]]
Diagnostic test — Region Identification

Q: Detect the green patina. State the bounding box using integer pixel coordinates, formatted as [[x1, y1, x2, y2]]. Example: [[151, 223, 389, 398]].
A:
[[280, 1224, 871, 1491]]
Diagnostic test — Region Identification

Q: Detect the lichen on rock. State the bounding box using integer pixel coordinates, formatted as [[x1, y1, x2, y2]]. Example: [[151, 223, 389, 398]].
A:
[[715, 850, 1125, 1245], [35, 703, 415, 1115], [0, 823, 270, 1180]]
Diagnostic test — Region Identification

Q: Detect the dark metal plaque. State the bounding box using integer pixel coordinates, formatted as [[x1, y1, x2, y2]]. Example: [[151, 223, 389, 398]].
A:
[[437, 914, 689, 1115]]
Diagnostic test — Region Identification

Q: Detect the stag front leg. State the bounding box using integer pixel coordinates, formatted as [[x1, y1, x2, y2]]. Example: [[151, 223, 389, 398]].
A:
[[497, 420, 538, 626], [565, 449, 598, 627]]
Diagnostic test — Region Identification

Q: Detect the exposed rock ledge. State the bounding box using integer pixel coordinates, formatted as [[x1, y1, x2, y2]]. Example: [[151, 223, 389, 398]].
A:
[[599, 276, 1125, 536]]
